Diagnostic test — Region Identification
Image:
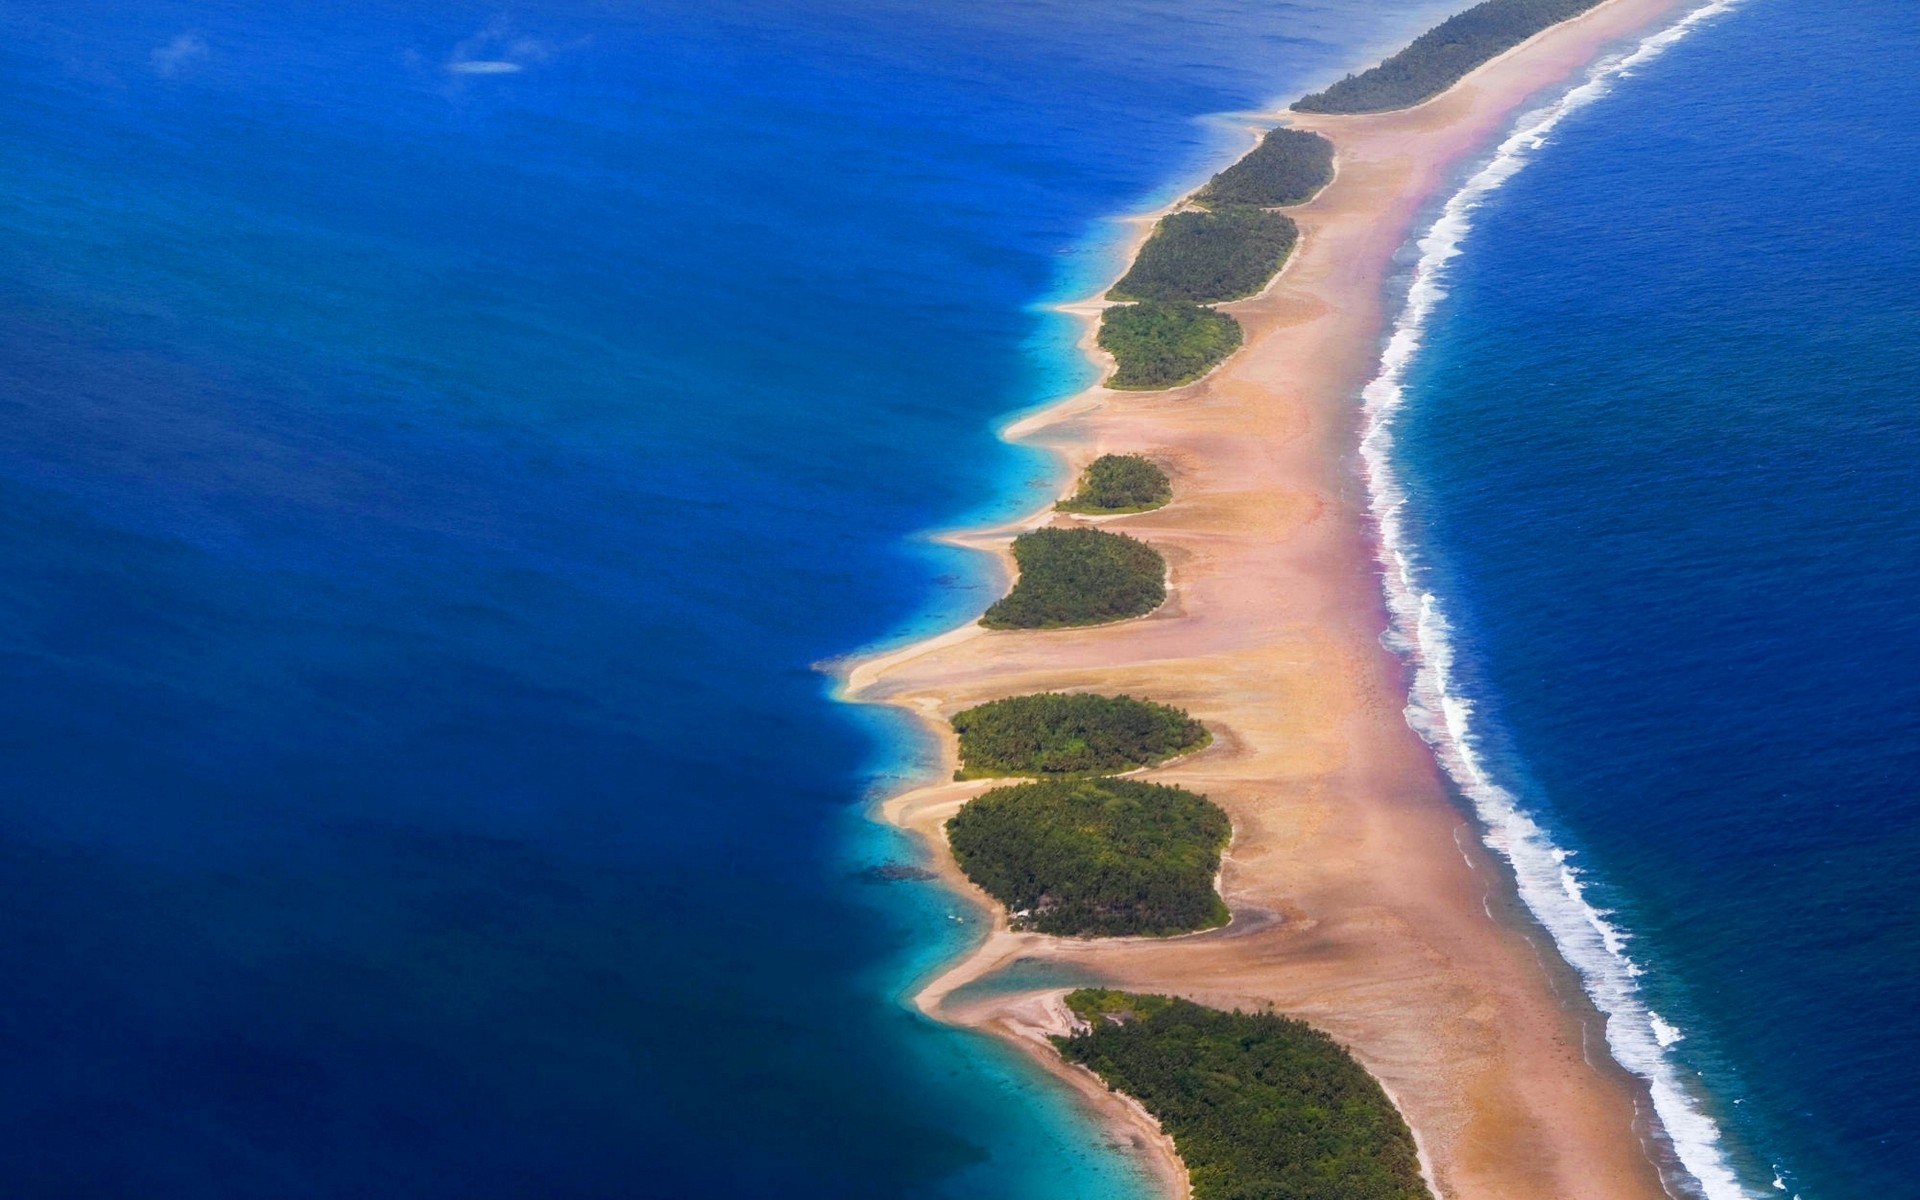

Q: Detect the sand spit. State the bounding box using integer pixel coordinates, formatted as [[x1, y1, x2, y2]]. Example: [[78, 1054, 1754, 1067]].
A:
[[845, 1, 1695, 1196]]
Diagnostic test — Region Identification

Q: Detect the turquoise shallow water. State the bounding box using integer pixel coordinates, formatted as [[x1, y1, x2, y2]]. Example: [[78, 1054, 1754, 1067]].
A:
[[7, 2, 1908, 1197], [0, 1, 1466, 1195]]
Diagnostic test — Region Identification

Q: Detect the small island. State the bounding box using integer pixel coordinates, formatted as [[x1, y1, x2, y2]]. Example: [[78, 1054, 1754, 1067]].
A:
[[1055, 990, 1433, 1200], [1095, 128, 1331, 390], [1099, 301, 1243, 391], [1294, 0, 1602, 114], [857, 0, 1701, 1194], [1195, 127, 1335, 208], [1109, 207, 1299, 305], [980, 526, 1166, 629], [1057, 454, 1172, 514], [947, 778, 1231, 936], [951, 692, 1209, 779]]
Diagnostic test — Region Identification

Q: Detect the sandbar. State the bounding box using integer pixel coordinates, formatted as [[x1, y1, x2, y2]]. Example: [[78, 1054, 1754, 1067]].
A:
[[844, 1, 1696, 1196]]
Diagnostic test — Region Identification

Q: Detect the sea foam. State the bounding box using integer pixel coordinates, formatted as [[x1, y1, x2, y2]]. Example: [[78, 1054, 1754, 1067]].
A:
[[1354, 3, 1756, 1198]]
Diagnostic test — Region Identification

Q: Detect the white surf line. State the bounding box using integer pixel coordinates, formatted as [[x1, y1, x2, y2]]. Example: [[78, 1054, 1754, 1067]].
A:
[[1354, 3, 1760, 1199]]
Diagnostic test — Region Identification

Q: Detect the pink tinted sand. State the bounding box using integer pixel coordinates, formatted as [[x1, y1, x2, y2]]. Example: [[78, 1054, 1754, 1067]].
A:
[[845, 2, 1695, 1196]]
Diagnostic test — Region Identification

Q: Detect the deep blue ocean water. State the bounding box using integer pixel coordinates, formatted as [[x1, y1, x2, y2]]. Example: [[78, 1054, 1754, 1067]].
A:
[[0, 1, 1475, 1196], [8, 1, 1912, 1197], [1390, 1, 1919, 1197]]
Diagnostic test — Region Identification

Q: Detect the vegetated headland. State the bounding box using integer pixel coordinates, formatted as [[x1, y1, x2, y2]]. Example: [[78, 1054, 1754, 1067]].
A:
[[1110, 208, 1300, 305], [951, 691, 1208, 780], [1056, 453, 1172, 515], [1057, 990, 1429, 1200], [842, 1, 1698, 1198], [978, 526, 1166, 629], [1097, 126, 1332, 391], [949, 779, 1231, 937], [1296, 0, 1607, 114]]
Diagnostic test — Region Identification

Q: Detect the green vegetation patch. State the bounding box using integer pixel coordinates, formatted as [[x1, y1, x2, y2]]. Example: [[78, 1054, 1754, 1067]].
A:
[[1063, 988, 1179, 1024], [1109, 207, 1299, 304], [1056, 990, 1433, 1200], [1293, 0, 1603, 114], [1099, 302, 1242, 391], [980, 527, 1166, 630], [947, 779, 1230, 937], [952, 692, 1209, 779], [1195, 128, 1336, 208], [1058, 454, 1172, 514]]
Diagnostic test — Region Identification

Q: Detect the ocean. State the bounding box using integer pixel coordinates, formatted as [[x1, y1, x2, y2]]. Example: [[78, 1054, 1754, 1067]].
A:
[[4, 1, 1909, 1197], [1378, 1, 1920, 1197], [0, 1, 1472, 1196]]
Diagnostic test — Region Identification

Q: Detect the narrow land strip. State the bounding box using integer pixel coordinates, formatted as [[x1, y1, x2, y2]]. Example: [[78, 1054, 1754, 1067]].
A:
[[845, 1, 1694, 1196]]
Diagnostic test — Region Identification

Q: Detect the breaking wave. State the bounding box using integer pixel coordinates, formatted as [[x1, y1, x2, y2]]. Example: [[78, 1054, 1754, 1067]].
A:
[[1354, 3, 1757, 1198]]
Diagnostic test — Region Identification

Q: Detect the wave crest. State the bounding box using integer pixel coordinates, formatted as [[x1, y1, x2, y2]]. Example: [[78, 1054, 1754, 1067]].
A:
[[1354, 3, 1757, 1199]]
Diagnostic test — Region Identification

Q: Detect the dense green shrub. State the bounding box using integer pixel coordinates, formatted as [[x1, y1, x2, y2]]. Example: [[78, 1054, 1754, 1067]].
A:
[[952, 692, 1209, 779], [1294, 0, 1603, 114], [1195, 128, 1335, 207], [947, 780, 1230, 936], [1099, 302, 1242, 390], [1110, 207, 1299, 304], [980, 527, 1166, 630], [1056, 991, 1433, 1200], [1058, 454, 1172, 514]]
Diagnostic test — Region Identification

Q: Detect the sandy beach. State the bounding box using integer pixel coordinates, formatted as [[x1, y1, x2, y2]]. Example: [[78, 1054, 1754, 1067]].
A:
[[845, 1, 1697, 1197]]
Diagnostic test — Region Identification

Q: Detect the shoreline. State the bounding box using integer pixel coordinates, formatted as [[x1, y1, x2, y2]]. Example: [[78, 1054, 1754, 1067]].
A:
[[843, 1, 1702, 1197]]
